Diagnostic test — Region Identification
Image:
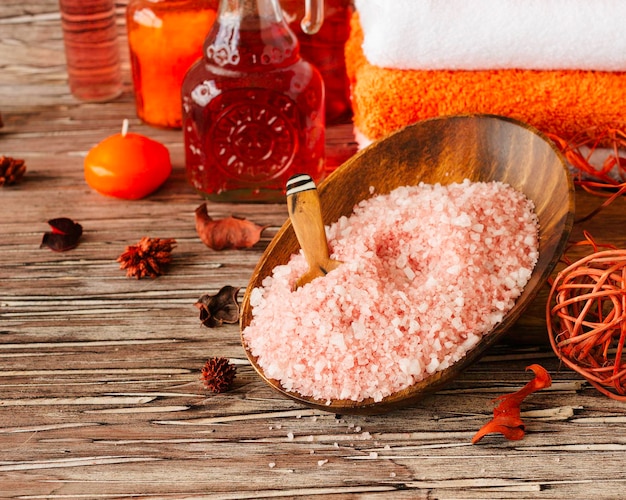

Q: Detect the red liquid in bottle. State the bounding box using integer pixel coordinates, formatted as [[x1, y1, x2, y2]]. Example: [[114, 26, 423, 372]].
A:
[[283, 0, 353, 124], [181, 1, 325, 203]]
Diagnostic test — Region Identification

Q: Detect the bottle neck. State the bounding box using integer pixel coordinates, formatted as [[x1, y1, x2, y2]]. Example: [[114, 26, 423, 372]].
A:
[[205, 0, 300, 69], [218, 0, 283, 26]]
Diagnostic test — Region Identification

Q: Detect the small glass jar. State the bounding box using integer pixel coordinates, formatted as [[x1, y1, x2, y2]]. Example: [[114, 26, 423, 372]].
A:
[[126, 0, 218, 128], [59, 0, 123, 102]]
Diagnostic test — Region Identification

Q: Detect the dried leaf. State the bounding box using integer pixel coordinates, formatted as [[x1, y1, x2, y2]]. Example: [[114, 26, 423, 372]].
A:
[[472, 364, 552, 444], [194, 285, 240, 328], [195, 203, 267, 250], [40, 217, 83, 252]]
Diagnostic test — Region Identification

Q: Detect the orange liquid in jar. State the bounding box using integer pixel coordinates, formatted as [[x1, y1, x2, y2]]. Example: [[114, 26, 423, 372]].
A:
[[182, 19, 325, 202], [127, 0, 217, 128]]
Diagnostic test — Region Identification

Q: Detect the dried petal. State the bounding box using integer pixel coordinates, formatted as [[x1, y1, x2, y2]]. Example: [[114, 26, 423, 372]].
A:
[[195, 203, 267, 250], [194, 285, 240, 328], [40, 217, 83, 252], [472, 364, 552, 444], [117, 236, 176, 279], [201, 357, 236, 393]]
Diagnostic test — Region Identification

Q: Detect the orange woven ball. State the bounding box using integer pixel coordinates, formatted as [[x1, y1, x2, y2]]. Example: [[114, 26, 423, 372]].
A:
[[547, 250, 626, 400]]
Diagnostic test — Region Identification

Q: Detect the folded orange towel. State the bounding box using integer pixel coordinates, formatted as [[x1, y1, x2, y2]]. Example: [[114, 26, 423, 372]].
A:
[[346, 13, 626, 145]]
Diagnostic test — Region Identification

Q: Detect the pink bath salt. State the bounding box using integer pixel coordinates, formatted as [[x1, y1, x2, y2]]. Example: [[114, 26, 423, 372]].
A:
[[243, 180, 539, 403]]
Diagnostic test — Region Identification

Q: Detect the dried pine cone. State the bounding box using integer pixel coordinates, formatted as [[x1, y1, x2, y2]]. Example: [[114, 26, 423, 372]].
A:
[[0, 155, 26, 186], [201, 357, 236, 393], [117, 236, 176, 279]]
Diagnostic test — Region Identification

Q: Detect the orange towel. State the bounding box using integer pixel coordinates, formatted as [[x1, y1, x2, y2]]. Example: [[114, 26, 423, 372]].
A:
[[346, 13, 626, 145]]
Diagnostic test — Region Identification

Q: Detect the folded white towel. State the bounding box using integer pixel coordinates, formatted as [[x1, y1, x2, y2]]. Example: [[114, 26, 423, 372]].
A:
[[355, 0, 626, 71]]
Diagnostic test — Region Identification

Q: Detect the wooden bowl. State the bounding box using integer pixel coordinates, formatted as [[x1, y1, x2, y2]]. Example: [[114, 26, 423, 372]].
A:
[[240, 114, 575, 414]]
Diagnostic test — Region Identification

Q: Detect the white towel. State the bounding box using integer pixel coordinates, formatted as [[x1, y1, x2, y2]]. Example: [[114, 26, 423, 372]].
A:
[[355, 0, 626, 71]]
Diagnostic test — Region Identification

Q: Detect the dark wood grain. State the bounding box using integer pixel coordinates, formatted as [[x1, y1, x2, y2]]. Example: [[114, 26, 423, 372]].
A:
[[2, 2, 626, 498]]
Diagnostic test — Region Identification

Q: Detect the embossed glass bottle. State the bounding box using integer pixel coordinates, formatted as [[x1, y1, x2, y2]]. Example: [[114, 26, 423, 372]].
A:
[[181, 0, 326, 202]]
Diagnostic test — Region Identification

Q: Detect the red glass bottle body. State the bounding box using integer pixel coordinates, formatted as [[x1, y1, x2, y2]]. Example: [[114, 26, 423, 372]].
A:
[[181, 0, 325, 202], [282, 0, 353, 124]]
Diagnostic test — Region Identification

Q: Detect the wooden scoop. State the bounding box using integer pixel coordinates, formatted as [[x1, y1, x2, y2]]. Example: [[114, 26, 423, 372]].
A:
[[286, 174, 342, 289]]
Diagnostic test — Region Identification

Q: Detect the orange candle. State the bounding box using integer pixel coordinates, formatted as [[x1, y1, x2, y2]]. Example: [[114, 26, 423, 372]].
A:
[[84, 120, 172, 199], [127, 0, 218, 128]]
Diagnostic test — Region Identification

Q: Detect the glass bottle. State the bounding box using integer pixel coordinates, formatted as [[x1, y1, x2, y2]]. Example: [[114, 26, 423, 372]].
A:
[[181, 0, 326, 203], [126, 0, 219, 128], [282, 0, 353, 124], [58, 0, 123, 102]]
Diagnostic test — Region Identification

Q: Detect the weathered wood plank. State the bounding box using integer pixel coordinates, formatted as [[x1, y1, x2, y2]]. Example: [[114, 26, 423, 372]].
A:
[[2, 1, 626, 498]]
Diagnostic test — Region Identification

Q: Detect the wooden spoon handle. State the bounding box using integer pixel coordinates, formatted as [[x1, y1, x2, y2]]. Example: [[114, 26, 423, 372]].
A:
[[286, 174, 341, 287]]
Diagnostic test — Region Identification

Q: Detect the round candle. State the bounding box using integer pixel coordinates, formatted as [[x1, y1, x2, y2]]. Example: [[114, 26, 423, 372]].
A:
[[84, 119, 172, 199]]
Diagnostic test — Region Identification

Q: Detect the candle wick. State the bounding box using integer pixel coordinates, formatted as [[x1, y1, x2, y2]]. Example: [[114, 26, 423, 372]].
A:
[[121, 119, 129, 137]]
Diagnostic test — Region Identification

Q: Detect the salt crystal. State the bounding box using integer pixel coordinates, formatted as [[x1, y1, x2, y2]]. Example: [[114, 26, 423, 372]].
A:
[[269, 462, 276, 468], [249, 287, 263, 307], [417, 302, 429, 314], [426, 357, 440, 374], [446, 264, 461, 275], [451, 213, 472, 227], [317, 459, 328, 466], [403, 266, 416, 281], [425, 276, 438, 288]]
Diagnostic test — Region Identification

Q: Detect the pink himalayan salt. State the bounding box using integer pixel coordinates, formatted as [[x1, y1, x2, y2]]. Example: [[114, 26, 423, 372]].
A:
[[243, 180, 539, 403]]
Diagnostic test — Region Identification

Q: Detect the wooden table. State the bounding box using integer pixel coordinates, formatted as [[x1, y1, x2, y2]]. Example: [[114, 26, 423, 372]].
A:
[[2, 2, 626, 498]]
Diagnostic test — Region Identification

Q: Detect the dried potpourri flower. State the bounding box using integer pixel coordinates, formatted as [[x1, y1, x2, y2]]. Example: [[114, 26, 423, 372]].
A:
[[201, 357, 236, 393], [40, 217, 83, 252], [472, 364, 552, 444], [548, 128, 626, 222], [117, 236, 176, 279], [547, 232, 626, 401], [195, 203, 267, 250], [0, 155, 26, 186], [194, 286, 240, 328]]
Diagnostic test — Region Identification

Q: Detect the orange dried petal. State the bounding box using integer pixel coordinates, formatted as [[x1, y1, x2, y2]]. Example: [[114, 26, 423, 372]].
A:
[[472, 364, 551, 444]]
